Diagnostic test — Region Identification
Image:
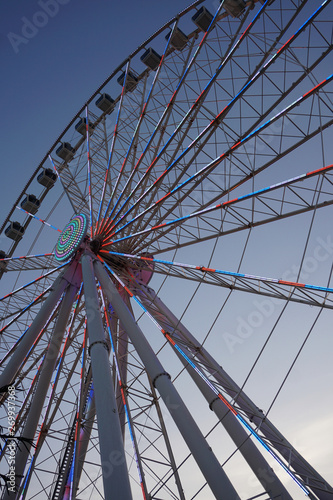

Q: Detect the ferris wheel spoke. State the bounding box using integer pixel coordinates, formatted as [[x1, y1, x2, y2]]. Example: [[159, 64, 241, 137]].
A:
[[0, 285, 52, 336], [106, 0, 326, 237], [116, 0, 308, 227], [0, 264, 65, 319], [136, 164, 333, 253], [14, 205, 62, 233], [48, 154, 80, 215], [99, 28, 201, 239], [101, 71, 153, 231], [92, 0, 281, 240], [103, 4, 234, 227], [132, 120, 333, 255], [117, 89, 333, 249], [100, 163, 333, 252], [104, 251, 333, 310], [84, 106, 94, 237], [132, 73, 332, 241], [98, 61, 171, 234], [99, 20, 183, 230], [0, 253, 58, 273], [64, 110, 107, 221], [95, 62, 134, 234], [101, 4, 280, 233], [145, 48, 333, 245], [135, 94, 332, 251], [100, 74, 333, 250]]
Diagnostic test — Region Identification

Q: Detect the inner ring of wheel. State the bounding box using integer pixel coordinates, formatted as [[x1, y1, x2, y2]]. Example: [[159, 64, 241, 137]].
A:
[[55, 213, 88, 261]]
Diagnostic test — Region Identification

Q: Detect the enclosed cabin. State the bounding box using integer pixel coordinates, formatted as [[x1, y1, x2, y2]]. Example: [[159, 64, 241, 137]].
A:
[[140, 48, 162, 71], [117, 71, 138, 92], [37, 168, 57, 189], [75, 117, 95, 136], [165, 27, 188, 51], [20, 194, 40, 215], [0, 250, 7, 271], [95, 93, 115, 114], [5, 221, 25, 241], [222, 0, 246, 17], [56, 142, 75, 163], [192, 6, 214, 32]]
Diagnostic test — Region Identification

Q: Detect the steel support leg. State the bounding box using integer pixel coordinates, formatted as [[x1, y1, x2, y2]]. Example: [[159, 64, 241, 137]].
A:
[[116, 290, 129, 438], [94, 258, 240, 500], [4, 282, 79, 499], [138, 285, 333, 500], [135, 285, 293, 498], [81, 253, 132, 500], [0, 261, 80, 390], [173, 338, 293, 498]]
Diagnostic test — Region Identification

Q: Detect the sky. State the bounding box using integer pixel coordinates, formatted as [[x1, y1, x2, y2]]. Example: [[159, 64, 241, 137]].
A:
[[0, 0, 193, 217], [0, 1, 332, 499]]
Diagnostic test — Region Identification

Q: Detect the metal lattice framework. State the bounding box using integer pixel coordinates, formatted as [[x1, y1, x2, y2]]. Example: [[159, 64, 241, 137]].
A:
[[0, 1, 333, 498]]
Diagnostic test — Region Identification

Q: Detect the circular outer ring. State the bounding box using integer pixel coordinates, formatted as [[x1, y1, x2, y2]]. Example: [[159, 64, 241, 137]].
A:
[[55, 214, 88, 261]]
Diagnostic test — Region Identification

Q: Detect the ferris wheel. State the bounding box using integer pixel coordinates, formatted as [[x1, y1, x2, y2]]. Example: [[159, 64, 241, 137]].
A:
[[0, 0, 333, 498]]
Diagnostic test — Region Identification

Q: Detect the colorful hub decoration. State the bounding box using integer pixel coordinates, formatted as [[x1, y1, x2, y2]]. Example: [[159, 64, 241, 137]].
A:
[[55, 214, 88, 261]]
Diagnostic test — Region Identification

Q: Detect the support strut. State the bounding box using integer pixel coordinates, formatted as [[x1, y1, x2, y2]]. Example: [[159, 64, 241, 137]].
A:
[[4, 282, 79, 499], [81, 252, 132, 500], [0, 261, 81, 390], [135, 285, 293, 499], [136, 285, 333, 500], [94, 257, 241, 499]]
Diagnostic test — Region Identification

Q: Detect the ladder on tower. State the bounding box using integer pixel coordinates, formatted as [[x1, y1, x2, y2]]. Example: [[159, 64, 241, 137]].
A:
[[50, 412, 76, 500]]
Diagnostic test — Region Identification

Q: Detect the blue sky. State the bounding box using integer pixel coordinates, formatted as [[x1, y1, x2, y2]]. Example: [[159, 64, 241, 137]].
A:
[[0, 0, 191, 215], [0, 1, 332, 499]]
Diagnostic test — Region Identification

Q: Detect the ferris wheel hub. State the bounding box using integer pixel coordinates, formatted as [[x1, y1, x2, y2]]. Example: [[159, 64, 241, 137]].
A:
[[89, 235, 103, 254]]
